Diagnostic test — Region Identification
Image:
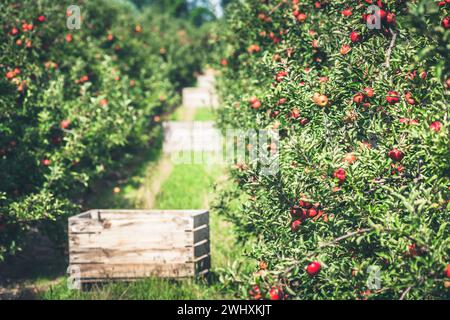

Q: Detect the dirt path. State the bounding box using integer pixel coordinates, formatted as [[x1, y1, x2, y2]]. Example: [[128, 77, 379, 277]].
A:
[[134, 155, 174, 209]]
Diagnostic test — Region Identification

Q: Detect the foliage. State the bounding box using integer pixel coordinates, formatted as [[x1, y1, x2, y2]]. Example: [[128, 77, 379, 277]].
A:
[[0, 0, 206, 261], [215, 0, 450, 300]]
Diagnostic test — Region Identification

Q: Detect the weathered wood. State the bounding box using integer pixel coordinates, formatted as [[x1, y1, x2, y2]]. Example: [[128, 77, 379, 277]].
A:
[[194, 239, 210, 258], [75, 263, 195, 280], [195, 254, 211, 273], [162, 121, 221, 154], [192, 224, 210, 243], [68, 210, 210, 283], [197, 74, 215, 90], [182, 88, 219, 109], [69, 247, 195, 264]]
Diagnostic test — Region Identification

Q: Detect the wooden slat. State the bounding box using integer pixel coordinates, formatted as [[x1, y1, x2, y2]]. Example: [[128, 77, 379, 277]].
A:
[[192, 225, 209, 243], [195, 254, 211, 273], [70, 211, 92, 220], [73, 263, 195, 279], [193, 211, 209, 228], [70, 217, 194, 235], [69, 218, 104, 234], [92, 210, 207, 219], [69, 247, 193, 264], [193, 240, 210, 258], [69, 230, 194, 250]]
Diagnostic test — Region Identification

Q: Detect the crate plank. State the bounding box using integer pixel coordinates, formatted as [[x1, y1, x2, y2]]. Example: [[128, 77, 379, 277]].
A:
[[91, 209, 207, 219], [70, 247, 194, 264], [195, 254, 211, 273], [75, 263, 195, 280], [193, 240, 210, 258], [182, 88, 219, 109], [69, 230, 194, 249], [193, 211, 209, 228], [192, 224, 210, 243]]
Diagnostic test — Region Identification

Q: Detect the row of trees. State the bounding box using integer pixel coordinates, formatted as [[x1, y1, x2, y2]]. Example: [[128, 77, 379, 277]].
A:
[[215, 0, 449, 299], [0, 0, 211, 260], [130, 0, 228, 26]]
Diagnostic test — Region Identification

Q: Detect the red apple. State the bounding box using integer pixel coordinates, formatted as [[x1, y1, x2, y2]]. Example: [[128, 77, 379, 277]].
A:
[[353, 92, 365, 104], [296, 13, 307, 23], [307, 262, 321, 276], [342, 9, 352, 17], [290, 205, 302, 217], [364, 87, 374, 98], [277, 98, 286, 105], [308, 208, 318, 218], [269, 287, 283, 300], [388, 149, 404, 162], [10, 27, 19, 36], [275, 71, 288, 83], [350, 31, 361, 43], [252, 100, 261, 109], [291, 220, 302, 232], [343, 153, 357, 164], [386, 91, 400, 104], [290, 108, 301, 119], [429, 121, 442, 133], [6, 71, 15, 80], [340, 44, 351, 55], [299, 118, 309, 126], [60, 119, 71, 129], [333, 168, 347, 184], [299, 200, 312, 208], [404, 92, 416, 105], [386, 12, 396, 25]]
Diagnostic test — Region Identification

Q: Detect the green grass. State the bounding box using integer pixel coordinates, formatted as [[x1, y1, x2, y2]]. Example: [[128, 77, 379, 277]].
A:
[[166, 107, 215, 122], [40, 152, 251, 300], [168, 106, 185, 121], [193, 108, 216, 121], [154, 163, 221, 210], [42, 276, 231, 300]]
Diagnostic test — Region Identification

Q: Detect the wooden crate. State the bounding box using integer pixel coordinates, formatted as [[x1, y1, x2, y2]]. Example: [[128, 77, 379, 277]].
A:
[[197, 74, 216, 90], [68, 210, 210, 283], [182, 87, 219, 109]]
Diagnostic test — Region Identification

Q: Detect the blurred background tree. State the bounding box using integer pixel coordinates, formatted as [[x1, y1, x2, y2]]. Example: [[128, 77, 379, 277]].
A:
[[130, 0, 227, 25]]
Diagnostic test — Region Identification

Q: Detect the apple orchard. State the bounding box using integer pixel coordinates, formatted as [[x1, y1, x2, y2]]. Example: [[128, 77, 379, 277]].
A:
[[0, 0, 449, 300]]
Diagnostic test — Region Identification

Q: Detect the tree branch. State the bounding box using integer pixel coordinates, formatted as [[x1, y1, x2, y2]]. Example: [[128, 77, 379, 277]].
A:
[[399, 286, 412, 300], [319, 228, 373, 248], [269, 1, 284, 16], [384, 28, 397, 69]]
